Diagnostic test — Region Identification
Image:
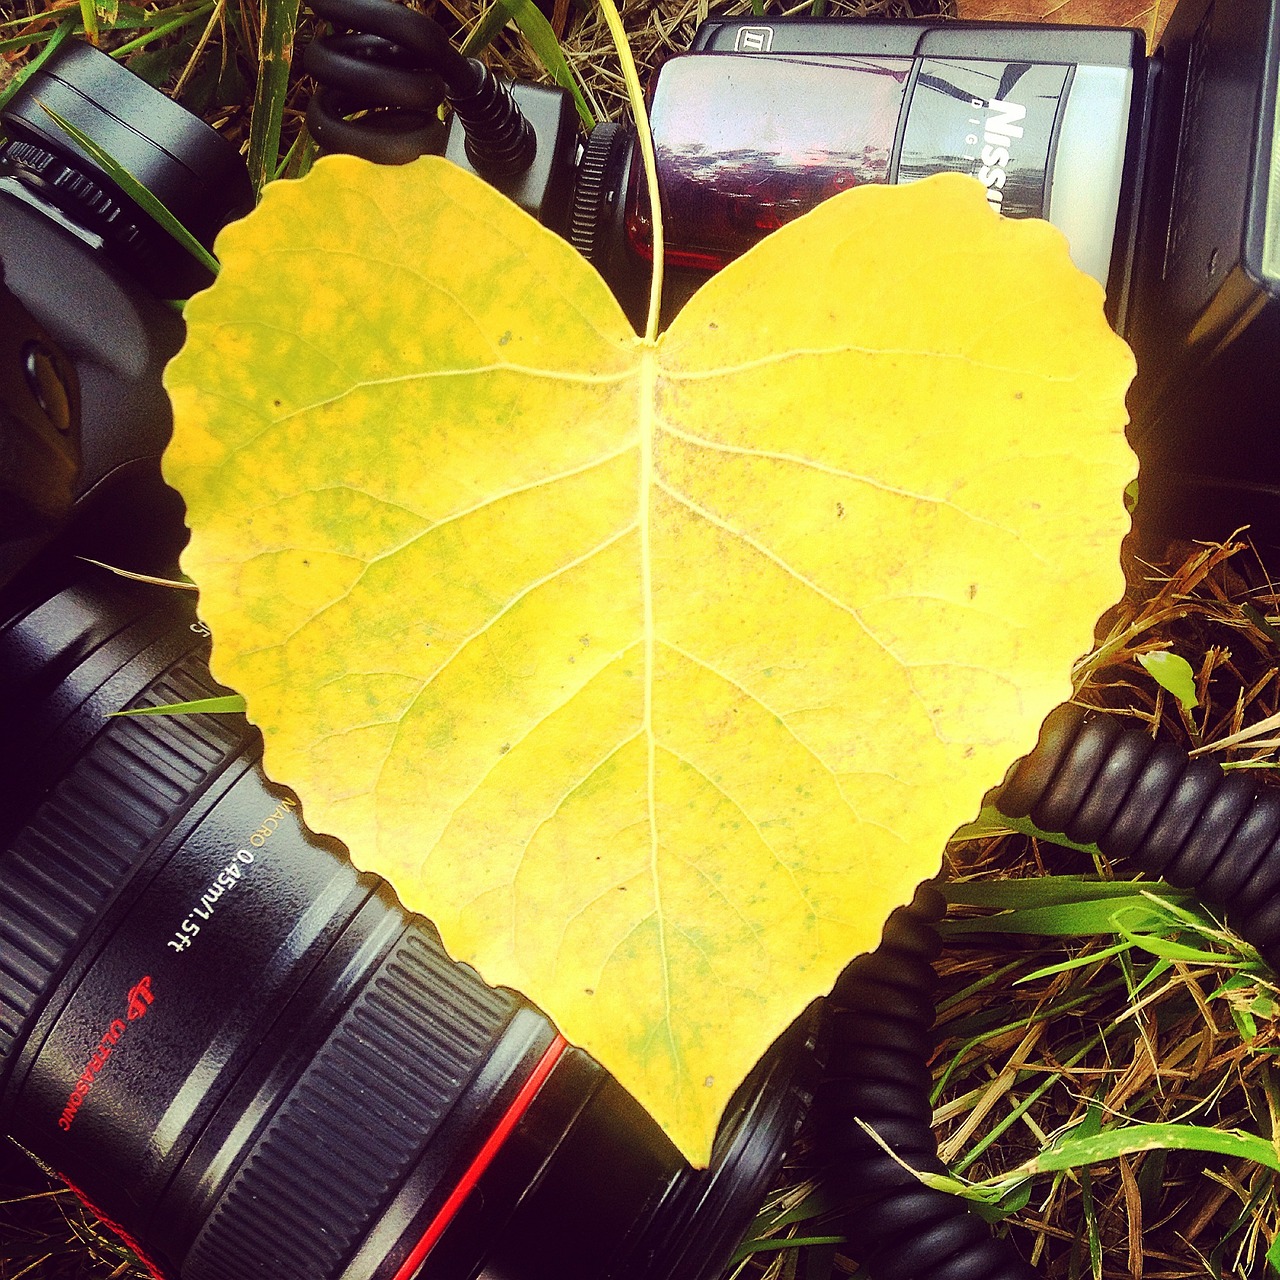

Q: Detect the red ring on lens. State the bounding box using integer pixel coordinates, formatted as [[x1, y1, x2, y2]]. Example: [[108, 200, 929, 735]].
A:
[[391, 1033, 569, 1280]]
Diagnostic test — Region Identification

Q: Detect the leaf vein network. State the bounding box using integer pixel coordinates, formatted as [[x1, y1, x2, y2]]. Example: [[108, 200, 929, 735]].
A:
[[361, 443, 638, 564], [435, 648, 645, 872], [665, 917, 774, 998], [434, 185, 641, 350], [653, 477, 949, 737], [658, 742, 825, 927], [658, 639, 872, 827], [247, 244, 503, 356], [653, 478, 881, 637], [543, 858, 650, 968], [872, 591, 1034, 625], [272, 363, 639, 429], [586, 909, 661, 999], [243, 491, 636, 661], [365, 525, 641, 822], [658, 343, 1085, 384], [240, 485, 434, 528], [655, 420, 1035, 548]]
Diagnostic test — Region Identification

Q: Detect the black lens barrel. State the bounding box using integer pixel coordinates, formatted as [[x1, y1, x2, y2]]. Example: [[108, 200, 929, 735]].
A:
[[0, 571, 810, 1280], [0, 43, 254, 297]]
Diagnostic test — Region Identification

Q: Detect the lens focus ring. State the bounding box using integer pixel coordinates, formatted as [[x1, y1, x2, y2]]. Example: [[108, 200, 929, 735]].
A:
[[0, 649, 250, 1083], [183, 923, 518, 1280]]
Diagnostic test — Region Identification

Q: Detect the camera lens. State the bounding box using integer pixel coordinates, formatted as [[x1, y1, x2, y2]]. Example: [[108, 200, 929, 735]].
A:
[[0, 567, 813, 1280]]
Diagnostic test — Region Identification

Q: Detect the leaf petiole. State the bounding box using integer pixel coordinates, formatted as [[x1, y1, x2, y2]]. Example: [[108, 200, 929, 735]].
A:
[[593, 0, 662, 342]]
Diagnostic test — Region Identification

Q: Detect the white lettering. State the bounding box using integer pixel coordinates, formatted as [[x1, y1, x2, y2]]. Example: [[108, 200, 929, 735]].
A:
[[984, 97, 1026, 140]]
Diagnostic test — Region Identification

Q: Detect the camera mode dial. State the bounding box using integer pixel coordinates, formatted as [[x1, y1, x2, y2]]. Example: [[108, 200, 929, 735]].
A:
[[0, 138, 148, 263], [568, 122, 627, 266]]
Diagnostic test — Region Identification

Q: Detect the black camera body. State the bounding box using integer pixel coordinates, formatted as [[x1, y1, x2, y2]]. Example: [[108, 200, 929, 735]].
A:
[[3, 1, 1279, 1277]]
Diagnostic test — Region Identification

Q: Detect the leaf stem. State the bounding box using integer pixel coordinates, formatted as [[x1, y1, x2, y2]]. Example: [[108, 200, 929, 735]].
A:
[[594, 0, 662, 342]]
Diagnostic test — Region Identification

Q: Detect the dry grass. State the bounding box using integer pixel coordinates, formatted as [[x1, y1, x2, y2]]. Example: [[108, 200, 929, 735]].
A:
[[930, 537, 1280, 1279]]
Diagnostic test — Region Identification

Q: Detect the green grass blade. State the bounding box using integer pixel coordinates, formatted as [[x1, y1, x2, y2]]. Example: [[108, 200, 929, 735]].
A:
[[931, 983, 1121, 1102], [108, 3, 213, 58], [954, 804, 1103, 856], [461, 0, 594, 128], [1243, 601, 1280, 645], [34, 100, 219, 278], [274, 127, 318, 181], [1080, 1169, 1103, 1280], [1014, 1122, 1280, 1179], [940, 896, 1183, 937], [1267, 1231, 1280, 1273], [79, 0, 99, 45], [246, 0, 300, 196], [1017, 940, 1134, 984], [944, 875, 1183, 909], [111, 695, 247, 717], [0, 19, 76, 111], [951, 1034, 1103, 1174], [966, 1181, 1032, 1224], [734, 1236, 846, 1257], [937, 957, 1029, 1012], [1113, 918, 1246, 966]]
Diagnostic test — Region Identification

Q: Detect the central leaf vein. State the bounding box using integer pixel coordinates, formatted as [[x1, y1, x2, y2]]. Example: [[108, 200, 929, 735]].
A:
[[638, 352, 674, 1067]]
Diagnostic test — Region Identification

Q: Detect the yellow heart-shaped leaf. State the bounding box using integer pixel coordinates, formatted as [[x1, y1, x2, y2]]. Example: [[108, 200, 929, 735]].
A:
[[164, 155, 1135, 1165]]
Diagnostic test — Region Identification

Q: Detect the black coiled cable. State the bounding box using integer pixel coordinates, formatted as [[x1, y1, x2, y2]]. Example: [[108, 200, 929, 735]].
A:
[[1000, 704, 1280, 962], [821, 887, 1037, 1280], [305, 0, 535, 172], [828, 706, 1280, 1278]]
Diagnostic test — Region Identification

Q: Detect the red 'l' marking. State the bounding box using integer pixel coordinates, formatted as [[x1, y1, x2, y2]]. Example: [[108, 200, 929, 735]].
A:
[[391, 1034, 568, 1280]]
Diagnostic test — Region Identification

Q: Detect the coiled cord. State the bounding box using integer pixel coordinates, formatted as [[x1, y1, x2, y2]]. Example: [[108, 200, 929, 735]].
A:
[[305, 0, 535, 172], [999, 704, 1280, 961], [821, 887, 1037, 1280], [826, 707, 1280, 1278]]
